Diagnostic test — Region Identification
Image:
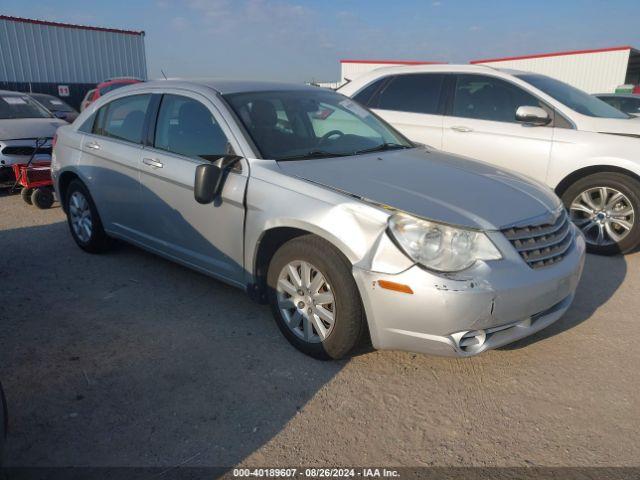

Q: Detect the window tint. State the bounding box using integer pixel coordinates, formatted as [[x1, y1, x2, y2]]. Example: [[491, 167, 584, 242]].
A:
[[453, 74, 544, 123], [78, 113, 96, 133], [94, 94, 150, 144], [375, 74, 444, 114], [352, 78, 387, 106], [518, 74, 629, 119], [154, 95, 231, 160]]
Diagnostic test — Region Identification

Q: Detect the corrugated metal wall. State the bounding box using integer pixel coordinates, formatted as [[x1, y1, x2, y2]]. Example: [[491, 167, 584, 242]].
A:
[[0, 17, 147, 84], [473, 49, 631, 94]]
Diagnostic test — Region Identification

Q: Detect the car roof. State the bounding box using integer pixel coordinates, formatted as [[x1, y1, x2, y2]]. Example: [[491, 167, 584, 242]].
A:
[[0, 90, 27, 96], [594, 93, 640, 98], [122, 78, 320, 95]]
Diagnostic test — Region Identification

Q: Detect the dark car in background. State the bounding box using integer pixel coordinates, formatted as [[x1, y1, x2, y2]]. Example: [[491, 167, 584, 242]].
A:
[[595, 93, 640, 117], [28, 93, 79, 123]]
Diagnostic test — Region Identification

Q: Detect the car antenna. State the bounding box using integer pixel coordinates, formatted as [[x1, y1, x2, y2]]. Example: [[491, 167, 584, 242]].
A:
[[161, 69, 168, 80]]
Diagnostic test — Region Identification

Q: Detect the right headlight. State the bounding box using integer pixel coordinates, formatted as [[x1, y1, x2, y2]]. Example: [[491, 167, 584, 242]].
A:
[[388, 212, 502, 272]]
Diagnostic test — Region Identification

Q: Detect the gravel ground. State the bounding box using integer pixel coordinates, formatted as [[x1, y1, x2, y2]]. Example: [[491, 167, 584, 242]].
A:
[[0, 192, 638, 468]]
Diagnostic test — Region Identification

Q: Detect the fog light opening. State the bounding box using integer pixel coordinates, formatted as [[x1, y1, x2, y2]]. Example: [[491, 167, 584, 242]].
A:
[[458, 330, 487, 352]]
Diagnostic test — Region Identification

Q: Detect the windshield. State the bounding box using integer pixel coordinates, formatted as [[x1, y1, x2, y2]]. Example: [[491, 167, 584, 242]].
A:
[[0, 94, 52, 119], [32, 95, 74, 112], [517, 73, 630, 119], [224, 89, 413, 160]]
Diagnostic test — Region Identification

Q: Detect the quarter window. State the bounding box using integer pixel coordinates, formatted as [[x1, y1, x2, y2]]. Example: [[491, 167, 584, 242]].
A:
[[352, 78, 387, 106], [94, 94, 151, 144], [452, 75, 544, 123], [154, 95, 231, 160], [374, 74, 445, 114]]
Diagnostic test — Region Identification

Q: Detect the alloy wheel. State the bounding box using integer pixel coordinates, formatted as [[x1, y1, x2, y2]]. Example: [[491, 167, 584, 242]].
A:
[[569, 186, 635, 246], [69, 191, 93, 243], [276, 260, 336, 343]]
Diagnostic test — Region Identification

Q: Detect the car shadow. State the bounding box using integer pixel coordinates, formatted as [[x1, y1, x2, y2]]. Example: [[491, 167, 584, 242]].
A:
[[500, 252, 627, 350], [0, 218, 345, 469]]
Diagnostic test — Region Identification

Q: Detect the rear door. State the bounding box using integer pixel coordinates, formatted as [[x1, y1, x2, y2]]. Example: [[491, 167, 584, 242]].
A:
[[441, 74, 553, 182], [138, 92, 248, 284], [79, 93, 151, 238], [365, 73, 447, 148]]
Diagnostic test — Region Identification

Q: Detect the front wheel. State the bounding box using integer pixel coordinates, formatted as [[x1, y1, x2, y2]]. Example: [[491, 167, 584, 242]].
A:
[[562, 172, 640, 255], [267, 235, 366, 360]]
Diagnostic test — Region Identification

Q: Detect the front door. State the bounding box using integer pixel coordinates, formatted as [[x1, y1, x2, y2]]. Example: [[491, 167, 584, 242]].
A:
[[138, 92, 248, 284], [442, 74, 553, 183]]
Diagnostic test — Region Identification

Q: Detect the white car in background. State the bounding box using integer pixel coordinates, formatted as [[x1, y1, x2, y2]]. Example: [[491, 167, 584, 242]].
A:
[[340, 65, 640, 255]]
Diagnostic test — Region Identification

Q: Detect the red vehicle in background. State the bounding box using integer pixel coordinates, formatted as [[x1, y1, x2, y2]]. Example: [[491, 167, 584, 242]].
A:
[[634, 85, 640, 94], [80, 77, 143, 111]]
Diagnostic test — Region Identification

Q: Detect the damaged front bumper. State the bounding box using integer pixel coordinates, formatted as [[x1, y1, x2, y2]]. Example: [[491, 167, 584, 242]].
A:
[[353, 226, 586, 357]]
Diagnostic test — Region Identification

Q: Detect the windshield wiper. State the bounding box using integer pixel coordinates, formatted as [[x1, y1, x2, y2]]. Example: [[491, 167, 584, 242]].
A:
[[353, 142, 412, 155], [277, 150, 350, 161]]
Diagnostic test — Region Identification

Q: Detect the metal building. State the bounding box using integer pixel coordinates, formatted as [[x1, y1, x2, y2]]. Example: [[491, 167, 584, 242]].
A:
[[470, 46, 640, 94], [0, 15, 147, 108]]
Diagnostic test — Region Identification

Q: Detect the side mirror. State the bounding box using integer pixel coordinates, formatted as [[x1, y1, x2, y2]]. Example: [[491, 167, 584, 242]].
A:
[[194, 155, 243, 204], [515, 106, 551, 126], [53, 111, 67, 119]]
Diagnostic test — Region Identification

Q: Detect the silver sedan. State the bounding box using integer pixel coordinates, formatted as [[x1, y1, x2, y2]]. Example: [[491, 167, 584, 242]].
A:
[[52, 80, 585, 359]]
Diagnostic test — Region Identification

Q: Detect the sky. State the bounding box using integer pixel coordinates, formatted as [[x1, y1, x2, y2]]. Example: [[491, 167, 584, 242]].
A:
[[3, 0, 640, 83]]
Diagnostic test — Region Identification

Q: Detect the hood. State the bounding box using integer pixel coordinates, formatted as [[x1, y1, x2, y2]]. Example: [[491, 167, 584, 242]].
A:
[[579, 115, 640, 136], [277, 148, 562, 230], [0, 118, 67, 140]]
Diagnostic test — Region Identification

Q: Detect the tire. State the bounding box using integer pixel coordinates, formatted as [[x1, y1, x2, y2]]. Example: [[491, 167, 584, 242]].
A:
[[21, 187, 33, 204], [561, 172, 640, 255], [31, 187, 54, 209], [266, 235, 366, 360], [65, 179, 113, 253]]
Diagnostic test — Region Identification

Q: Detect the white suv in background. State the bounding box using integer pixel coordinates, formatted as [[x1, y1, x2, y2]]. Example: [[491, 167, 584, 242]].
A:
[[340, 65, 640, 255]]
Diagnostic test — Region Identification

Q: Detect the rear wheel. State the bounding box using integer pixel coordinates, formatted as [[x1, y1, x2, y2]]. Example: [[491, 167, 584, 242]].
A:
[[562, 172, 640, 255], [21, 187, 33, 204], [267, 235, 365, 360], [65, 179, 113, 253]]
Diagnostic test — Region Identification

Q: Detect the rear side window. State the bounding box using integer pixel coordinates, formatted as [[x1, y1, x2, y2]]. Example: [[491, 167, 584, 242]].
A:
[[94, 94, 151, 144], [352, 78, 387, 106], [154, 95, 231, 160], [452, 74, 545, 123], [374, 74, 444, 114]]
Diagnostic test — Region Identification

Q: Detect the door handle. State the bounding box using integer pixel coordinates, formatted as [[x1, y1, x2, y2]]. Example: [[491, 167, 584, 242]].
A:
[[143, 157, 164, 168], [450, 125, 473, 133], [86, 141, 101, 150]]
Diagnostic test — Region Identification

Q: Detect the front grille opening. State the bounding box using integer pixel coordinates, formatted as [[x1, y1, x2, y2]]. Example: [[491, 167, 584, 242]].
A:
[[502, 210, 574, 269]]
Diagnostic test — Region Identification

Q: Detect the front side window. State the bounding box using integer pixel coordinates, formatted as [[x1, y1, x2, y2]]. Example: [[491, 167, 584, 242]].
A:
[[154, 95, 231, 160], [224, 89, 412, 160], [452, 74, 544, 123], [374, 74, 445, 115], [518, 74, 630, 119], [0, 94, 52, 119], [94, 94, 151, 144]]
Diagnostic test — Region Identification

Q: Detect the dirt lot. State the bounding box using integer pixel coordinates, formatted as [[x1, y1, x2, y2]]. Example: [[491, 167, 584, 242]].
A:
[[1, 192, 639, 468]]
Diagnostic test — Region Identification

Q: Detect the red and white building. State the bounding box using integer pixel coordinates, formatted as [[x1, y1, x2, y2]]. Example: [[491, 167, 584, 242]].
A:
[[470, 46, 640, 94]]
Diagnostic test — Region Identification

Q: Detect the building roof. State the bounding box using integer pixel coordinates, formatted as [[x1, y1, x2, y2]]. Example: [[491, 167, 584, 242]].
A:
[[340, 59, 446, 65], [0, 15, 144, 36], [470, 46, 638, 64]]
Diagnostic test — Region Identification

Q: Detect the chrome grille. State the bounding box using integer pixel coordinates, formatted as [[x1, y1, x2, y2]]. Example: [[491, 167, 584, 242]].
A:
[[502, 210, 573, 269]]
